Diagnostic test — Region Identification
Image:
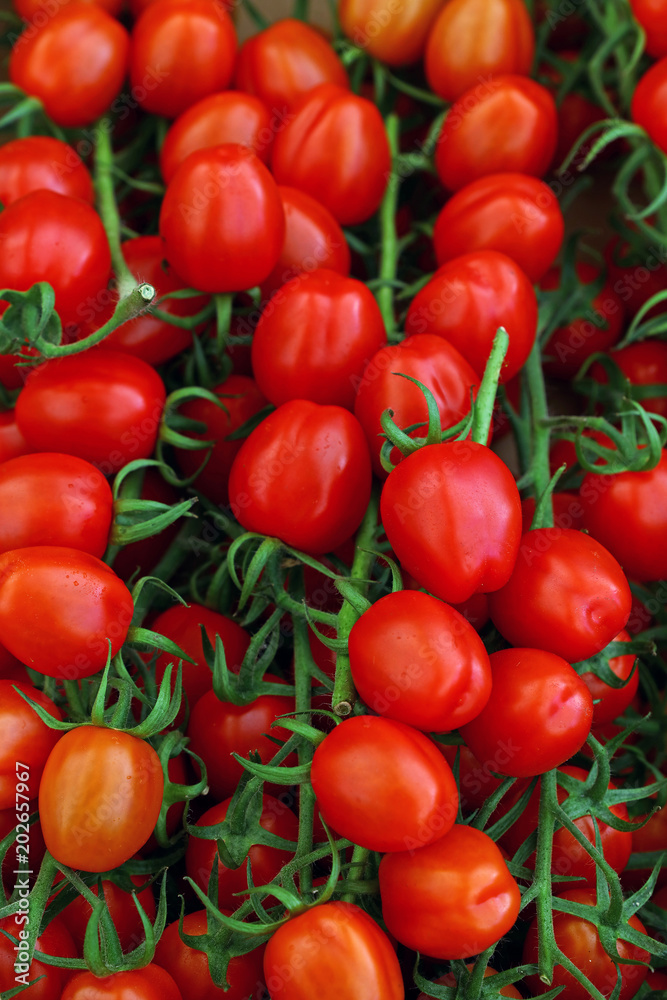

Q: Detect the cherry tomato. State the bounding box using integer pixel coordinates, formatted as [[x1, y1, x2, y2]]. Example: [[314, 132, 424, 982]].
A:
[[632, 55, 667, 155], [129, 0, 237, 118], [0, 453, 112, 558], [589, 340, 667, 420], [0, 190, 111, 333], [353, 333, 479, 478], [263, 901, 404, 1000], [159, 144, 285, 294], [580, 629, 639, 727], [228, 400, 372, 556], [0, 547, 133, 679], [0, 680, 62, 806], [435, 75, 557, 190], [379, 824, 521, 959], [0, 914, 77, 1000], [159, 92, 275, 184], [380, 440, 522, 604], [15, 350, 167, 474], [425, 0, 535, 102], [58, 875, 157, 953], [0, 410, 30, 464], [488, 528, 632, 662], [405, 250, 538, 382], [348, 590, 492, 732], [432, 173, 565, 284], [339, 0, 444, 66], [271, 83, 391, 226], [630, 0, 667, 57], [0, 137, 94, 206], [459, 648, 593, 777], [251, 269, 386, 410], [10, 3, 130, 127], [39, 725, 164, 871], [61, 967, 183, 1000], [235, 18, 348, 115]]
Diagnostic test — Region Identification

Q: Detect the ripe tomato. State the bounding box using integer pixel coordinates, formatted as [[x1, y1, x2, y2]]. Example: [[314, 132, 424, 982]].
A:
[[15, 350, 166, 474], [488, 528, 632, 662], [0, 137, 93, 207], [432, 173, 565, 284], [425, 0, 534, 102], [459, 648, 593, 777], [435, 75, 557, 190], [61, 967, 182, 1000], [580, 629, 638, 726], [159, 144, 285, 294], [0, 190, 111, 333], [522, 888, 650, 1000], [0, 453, 112, 558], [630, 0, 667, 57], [353, 333, 479, 478], [154, 910, 266, 1000], [380, 441, 522, 604], [379, 824, 521, 959], [0, 914, 77, 1000], [271, 84, 391, 226], [589, 340, 667, 420], [632, 55, 667, 154], [339, 0, 444, 66], [159, 92, 275, 184], [404, 250, 538, 382], [39, 725, 164, 871], [228, 400, 372, 556], [0, 547, 133, 679], [0, 680, 62, 806], [251, 270, 386, 410], [310, 715, 459, 852], [185, 794, 299, 908], [235, 18, 348, 115], [263, 901, 403, 1000], [58, 874, 157, 953], [10, 3, 130, 127], [348, 590, 492, 731], [0, 410, 30, 464], [129, 0, 237, 118]]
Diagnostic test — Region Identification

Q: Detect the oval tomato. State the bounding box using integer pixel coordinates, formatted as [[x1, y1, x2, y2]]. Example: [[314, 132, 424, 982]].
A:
[[0, 680, 62, 806], [61, 967, 182, 1000], [632, 55, 667, 155], [0, 136, 94, 206], [630, 0, 667, 57], [339, 0, 444, 66], [39, 725, 164, 871]]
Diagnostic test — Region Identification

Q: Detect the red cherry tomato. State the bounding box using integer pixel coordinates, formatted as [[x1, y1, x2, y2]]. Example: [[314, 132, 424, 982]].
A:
[[425, 0, 535, 102], [630, 0, 667, 57], [10, 3, 130, 127], [579, 630, 639, 727], [271, 83, 391, 226], [0, 411, 30, 464], [348, 590, 492, 732], [379, 824, 521, 959], [0, 137, 94, 206], [339, 0, 445, 66], [0, 914, 77, 1000], [405, 250, 538, 382], [129, 0, 237, 118], [61, 967, 183, 1000], [159, 144, 285, 294], [459, 648, 594, 777], [433, 173, 565, 284], [632, 55, 667, 155], [488, 528, 632, 662], [0, 680, 62, 806]]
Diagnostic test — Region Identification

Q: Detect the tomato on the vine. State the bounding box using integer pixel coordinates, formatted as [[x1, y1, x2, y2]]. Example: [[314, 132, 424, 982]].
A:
[[0, 137, 94, 206]]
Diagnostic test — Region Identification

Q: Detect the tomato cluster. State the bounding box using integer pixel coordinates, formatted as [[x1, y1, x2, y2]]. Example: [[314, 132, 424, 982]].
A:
[[0, 0, 666, 999]]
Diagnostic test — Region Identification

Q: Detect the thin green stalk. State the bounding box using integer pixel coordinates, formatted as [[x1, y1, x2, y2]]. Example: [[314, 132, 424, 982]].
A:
[[40, 284, 155, 357], [94, 125, 136, 298], [376, 115, 401, 337], [341, 844, 370, 904], [293, 615, 316, 894], [534, 768, 557, 984], [471, 327, 509, 445], [524, 339, 553, 527]]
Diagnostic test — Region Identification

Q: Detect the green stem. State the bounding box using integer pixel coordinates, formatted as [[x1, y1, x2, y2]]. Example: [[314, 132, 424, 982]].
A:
[[94, 124, 136, 298], [534, 769, 557, 984], [214, 293, 234, 360], [524, 338, 553, 526], [376, 115, 401, 337], [341, 844, 371, 904], [332, 488, 380, 716], [471, 327, 509, 445], [40, 284, 155, 357], [293, 615, 315, 894]]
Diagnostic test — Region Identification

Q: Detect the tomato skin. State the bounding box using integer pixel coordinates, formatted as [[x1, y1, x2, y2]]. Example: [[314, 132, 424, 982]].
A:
[[488, 528, 632, 662], [228, 400, 372, 557], [61, 967, 183, 1000], [159, 92, 275, 184], [59, 875, 157, 953], [0, 681, 62, 806], [0, 547, 133, 679], [0, 137, 93, 207], [630, 0, 667, 57], [580, 629, 638, 727], [15, 350, 166, 474], [260, 187, 351, 299], [263, 901, 404, 1000], [354, 333, 479, 478], [379, 824, 521, 959], [185, 794, 299, 908], [0, 914, 77, 1000], [632, 56, 667, 155], [159, 144, 285, 294], [348, 590, 492, 732], [310, 715, 459, 852], [339, 0, 444, 66], [39, 726, 164, 872], [129, 0, 237, 118], [590, 340, 667, 420], [404, 250, 538, 382], [0, 453, 112, 558], [0, 190, 111, 332], [10, 3, 130, 127], [435, 75, 557, 190], [425, 0, 535, 102], [235, 18, 349, 115], [459, 648, 593, 777], [251, 270, 386, 410], [433, 173, 565, 284], [14, 0, 124, 17], [271, 84, 391, 226], [154, 910, 266, 1000], [380, 441, 522, 604], [522, 888, 649, 1000], [0, 411, 30, 464]]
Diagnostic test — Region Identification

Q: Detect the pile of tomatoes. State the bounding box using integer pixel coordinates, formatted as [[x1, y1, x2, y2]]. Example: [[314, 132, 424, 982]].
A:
[[1, 0, 667, 997]]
